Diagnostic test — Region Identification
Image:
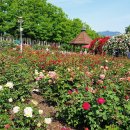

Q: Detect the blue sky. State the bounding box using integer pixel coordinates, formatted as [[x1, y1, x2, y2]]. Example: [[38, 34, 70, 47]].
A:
[[47, 0, 130, 33]]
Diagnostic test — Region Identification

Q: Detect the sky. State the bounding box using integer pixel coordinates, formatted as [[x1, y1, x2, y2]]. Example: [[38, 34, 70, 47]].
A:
[[47, 0, 130, 33]]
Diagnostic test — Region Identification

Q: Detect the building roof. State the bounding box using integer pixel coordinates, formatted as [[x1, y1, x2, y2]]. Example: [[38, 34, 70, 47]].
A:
[[70, 30, 92, 45]]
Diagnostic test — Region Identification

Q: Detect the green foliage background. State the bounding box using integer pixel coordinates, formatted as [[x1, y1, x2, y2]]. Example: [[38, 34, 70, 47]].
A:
[[0, 0, 99, 44]]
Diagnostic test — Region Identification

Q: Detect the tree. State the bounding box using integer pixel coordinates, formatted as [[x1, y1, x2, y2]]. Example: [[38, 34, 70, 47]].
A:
[[125, 25, 130, 34], [0, 0, 99, 44]]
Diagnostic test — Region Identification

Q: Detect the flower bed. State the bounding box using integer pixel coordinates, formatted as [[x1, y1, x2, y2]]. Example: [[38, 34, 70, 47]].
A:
[[0, 46, 52, 129], [36, 57, 130, 130], [0, 45, 130, 129]]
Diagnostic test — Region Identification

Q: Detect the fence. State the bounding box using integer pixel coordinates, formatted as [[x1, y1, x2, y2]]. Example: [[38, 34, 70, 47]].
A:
[[0, 34, 61, 47]]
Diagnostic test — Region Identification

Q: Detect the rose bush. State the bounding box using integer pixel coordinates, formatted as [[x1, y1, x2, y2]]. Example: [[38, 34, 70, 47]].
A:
[[0, 81, 46, 129], [103, 34, 130, 56]]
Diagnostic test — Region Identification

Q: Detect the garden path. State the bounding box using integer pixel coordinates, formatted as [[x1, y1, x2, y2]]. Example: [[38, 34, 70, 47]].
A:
[[31, 92, 75, 130]]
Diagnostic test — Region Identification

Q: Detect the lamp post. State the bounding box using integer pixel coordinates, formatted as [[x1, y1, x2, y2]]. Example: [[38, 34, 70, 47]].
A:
[[18, 17, 23, 53]]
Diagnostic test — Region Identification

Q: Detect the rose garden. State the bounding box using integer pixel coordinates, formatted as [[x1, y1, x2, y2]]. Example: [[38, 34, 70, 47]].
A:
[[0, 32, 130, 130], [0, 1, 130, 130]]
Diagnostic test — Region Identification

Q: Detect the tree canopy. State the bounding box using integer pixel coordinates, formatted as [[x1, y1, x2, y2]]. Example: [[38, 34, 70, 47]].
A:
[[0, 0, 100, 44], [125, 25, 130, 34]]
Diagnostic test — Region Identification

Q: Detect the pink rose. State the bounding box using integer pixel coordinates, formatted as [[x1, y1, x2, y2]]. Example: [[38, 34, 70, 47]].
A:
[[4, 124, 10, 129], [97, 80, 103, 84], [73, 88, 78, 94], [97, 98, 106, 104], [100, 74, 105, 80], [127, 77, 130, 82], [48, 71, 57, 79], [85, 71, 92, 78], [104, 66, 108, 70], [35, 77, 40, 81]]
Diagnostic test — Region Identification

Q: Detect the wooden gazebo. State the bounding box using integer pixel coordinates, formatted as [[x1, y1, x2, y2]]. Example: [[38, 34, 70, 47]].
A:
[[70, 28, 92, 51]]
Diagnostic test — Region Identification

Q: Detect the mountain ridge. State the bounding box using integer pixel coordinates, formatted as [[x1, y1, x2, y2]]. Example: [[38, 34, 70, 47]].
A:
[[98, 31, 121, 36]]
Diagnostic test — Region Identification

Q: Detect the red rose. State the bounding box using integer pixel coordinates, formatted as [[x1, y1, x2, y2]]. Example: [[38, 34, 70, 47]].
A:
[[82, 102, 91, 110], [102, 86, 107, 89], [97, 98, 106, 104], [85, 87, 89, 91], [68, 90, 72, 95], [4, 124, 10, 129], [125, 95, 129, 100], [85, 128, 89, 130]]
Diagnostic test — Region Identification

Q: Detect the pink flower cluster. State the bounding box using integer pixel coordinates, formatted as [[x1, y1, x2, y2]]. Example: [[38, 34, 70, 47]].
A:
[[48, 71, 58, 79]]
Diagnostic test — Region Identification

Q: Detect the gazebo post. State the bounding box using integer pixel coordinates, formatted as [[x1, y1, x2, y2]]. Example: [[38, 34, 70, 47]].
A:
[[74, 44, 76, 52], [72, 45, 75, 52], [80, 45, 82, 52]]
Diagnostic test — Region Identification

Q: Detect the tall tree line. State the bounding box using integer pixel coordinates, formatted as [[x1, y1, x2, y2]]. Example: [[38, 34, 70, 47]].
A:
[[0, 0, 99, 44], [125, 25, 130, 34]]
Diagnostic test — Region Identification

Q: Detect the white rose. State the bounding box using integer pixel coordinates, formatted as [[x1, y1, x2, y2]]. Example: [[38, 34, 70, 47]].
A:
[[105, 60, 108, 63], [8, 98, 13, 102], [42, 70, 45, 73], [37, 122, 41, 127], [35, 69, 39, 75], [13, 106, 20, 113], [24, 107, 33, 117], [38, 109, 43, 115], [13, 48, 17, 50], [0, 85, 3, 91], [5, 82, 14, 89], [32, 89, 39, 92], [46, 48, 49, 51], [21, 98, 25, 102], [44, 118, 52, 124], [39, 72, 44, 78]]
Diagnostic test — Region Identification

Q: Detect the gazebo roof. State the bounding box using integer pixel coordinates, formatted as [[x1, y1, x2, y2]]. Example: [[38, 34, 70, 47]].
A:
[[70, 29, 92, 45]]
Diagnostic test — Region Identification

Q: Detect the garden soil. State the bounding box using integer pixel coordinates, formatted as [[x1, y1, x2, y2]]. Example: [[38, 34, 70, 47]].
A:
[[31, 92, 75, 130]]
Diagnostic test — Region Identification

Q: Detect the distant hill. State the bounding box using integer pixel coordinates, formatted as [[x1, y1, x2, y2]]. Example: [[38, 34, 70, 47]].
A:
[[98, 31, 121, 36]]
